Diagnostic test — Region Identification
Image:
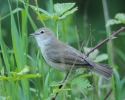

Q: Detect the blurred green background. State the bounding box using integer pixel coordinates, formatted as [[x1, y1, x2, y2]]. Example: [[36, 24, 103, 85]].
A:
[[1, 0, 125, 74], [0, 0, 125, 100]]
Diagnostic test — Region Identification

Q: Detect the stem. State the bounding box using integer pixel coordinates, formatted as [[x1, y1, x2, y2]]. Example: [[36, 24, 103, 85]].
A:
[[104, 72, 125, 100], [102, 0, 115, 100], [56, 21, 59, 39], [71, 0, 82, 46], [62, 19, 67, 42], [35, 0, 46, 27], [83, 0, 89, 40], [86, 27, 125, 56]]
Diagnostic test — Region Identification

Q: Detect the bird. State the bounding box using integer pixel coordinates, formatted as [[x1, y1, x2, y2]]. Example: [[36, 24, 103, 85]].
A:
[[30, 28, 113, 79]]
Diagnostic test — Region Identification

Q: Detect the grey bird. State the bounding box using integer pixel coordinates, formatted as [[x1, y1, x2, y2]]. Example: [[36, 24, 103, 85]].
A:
[[30, 28, 113, 79]]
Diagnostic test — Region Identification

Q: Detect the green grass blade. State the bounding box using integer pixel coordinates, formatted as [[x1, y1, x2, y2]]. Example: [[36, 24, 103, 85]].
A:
[[8, 1, 30, 100]]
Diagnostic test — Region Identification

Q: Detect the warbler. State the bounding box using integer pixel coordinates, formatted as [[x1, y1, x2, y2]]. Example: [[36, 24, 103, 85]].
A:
[[30, 28, 113, 79]]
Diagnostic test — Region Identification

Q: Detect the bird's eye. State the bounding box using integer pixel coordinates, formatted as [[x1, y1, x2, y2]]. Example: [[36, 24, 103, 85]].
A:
[[40, 30, 44, 34]]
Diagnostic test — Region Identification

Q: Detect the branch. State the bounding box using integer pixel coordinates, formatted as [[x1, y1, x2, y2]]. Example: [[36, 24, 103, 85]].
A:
[[86, 26, 125, 56]]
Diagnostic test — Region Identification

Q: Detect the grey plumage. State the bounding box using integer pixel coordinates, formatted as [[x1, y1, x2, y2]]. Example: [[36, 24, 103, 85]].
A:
[[30, 28, 113, 79]]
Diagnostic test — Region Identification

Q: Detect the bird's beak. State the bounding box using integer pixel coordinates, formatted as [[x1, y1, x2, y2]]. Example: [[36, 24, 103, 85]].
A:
[[30, 33, 35, 37]]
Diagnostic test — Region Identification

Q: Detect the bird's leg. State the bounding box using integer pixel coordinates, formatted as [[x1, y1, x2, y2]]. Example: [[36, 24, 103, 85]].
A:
[[58, 72, 69, 85], [52, 72, 69, 100]]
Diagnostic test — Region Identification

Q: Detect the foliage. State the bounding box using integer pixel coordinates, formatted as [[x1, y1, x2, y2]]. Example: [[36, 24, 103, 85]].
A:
[[113, 68, 125, 100], [84, 47, 108, 62], [0, 0, 125, 100], [37, 3, 78, 21], [0, 66, 41, 81], [106, 13, 125, 26]]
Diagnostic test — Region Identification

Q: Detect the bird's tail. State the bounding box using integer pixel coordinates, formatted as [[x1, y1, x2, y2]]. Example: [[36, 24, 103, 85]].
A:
[[88, 63, 113, 79], [84, 57, 113, 79]]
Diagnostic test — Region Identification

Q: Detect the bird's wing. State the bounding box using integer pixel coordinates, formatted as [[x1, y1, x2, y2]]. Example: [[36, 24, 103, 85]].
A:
[[45, 43, 88, 66]]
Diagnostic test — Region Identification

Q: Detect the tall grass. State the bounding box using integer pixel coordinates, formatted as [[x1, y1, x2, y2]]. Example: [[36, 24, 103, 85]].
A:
[[102, 0, 115, 100], [0, 0, 125, 100], [102, 1, 125, 100]]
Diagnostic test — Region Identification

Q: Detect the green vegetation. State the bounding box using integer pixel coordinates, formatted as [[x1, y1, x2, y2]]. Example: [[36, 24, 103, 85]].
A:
[[0, 0, 125, 100]]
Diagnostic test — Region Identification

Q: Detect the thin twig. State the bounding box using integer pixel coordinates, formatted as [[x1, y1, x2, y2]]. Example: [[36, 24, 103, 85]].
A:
[[86, 26, 125, 57], [104, 89, 112, 100]]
